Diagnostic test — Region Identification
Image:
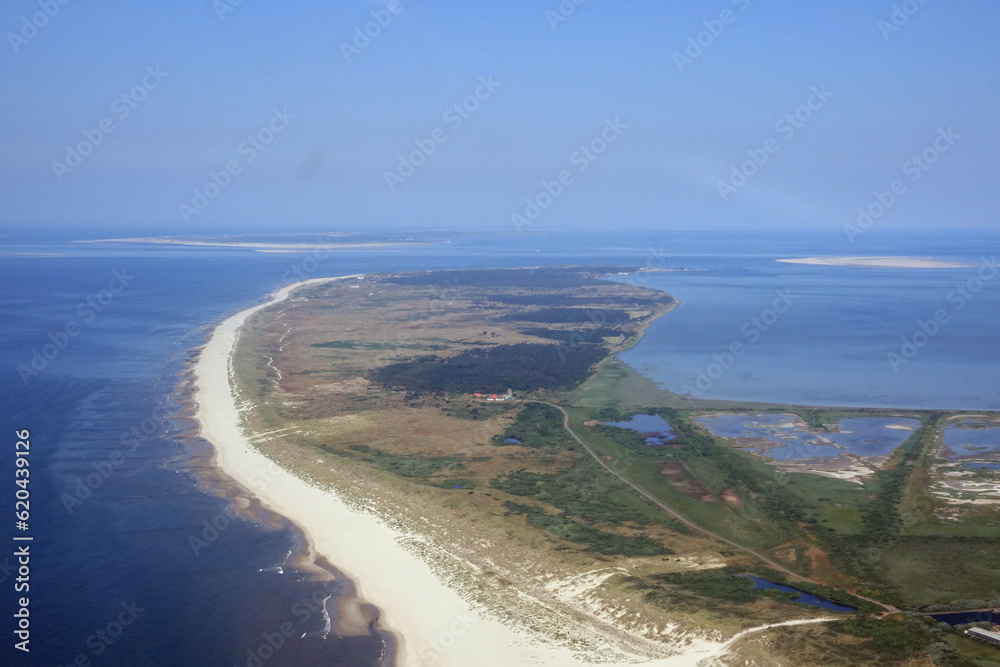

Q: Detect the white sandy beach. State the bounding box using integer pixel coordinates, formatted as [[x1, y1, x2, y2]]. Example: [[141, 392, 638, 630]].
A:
[[778, 256, 971, 268], [192, 275, 795, 667]]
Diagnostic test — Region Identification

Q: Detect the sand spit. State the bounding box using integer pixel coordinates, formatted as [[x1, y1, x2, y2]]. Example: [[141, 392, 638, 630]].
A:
[[777, 256, 971, 268], [191, 275, 786, 666]]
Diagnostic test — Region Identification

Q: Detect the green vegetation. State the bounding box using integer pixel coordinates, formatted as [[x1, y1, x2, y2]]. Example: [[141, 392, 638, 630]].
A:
[[369, 343, 607, 394], [492, 460, 655, 527], [440, 400, 516, 421], [489, 406, 692, 554], [624, 566, 872, 615], [878, 537, 1000, 608], [662, 408, 809, 525], [499, 307, 631, 325], [492, 404, 574, 451], [339, 444, 475, 483], [628, 567, 784, 605], [503, 501, 671, 556], [829, 613, 932, 662], [563, 408, 794, 550], [822, 416, 938, 602]]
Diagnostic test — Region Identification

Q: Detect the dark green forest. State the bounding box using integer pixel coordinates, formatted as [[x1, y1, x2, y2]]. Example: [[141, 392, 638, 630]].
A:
[[368, 343, 607, 394]]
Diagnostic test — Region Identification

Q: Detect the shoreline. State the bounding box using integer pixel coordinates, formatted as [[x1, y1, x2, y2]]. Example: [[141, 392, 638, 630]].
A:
[[191, 272, 839, 666], [193, 275, 721, 666]]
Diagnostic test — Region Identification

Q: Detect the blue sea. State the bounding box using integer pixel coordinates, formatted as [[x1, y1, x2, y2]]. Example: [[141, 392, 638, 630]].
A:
[[0, 229, 998, 665], [614, 232, 1000, 409]]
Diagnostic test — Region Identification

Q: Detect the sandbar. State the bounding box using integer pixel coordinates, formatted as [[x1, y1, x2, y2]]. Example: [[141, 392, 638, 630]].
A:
[[778, 256, 971, 268]]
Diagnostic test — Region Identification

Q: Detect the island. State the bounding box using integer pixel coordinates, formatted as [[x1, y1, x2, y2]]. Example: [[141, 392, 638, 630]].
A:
[[193, 267, 1000, 666]]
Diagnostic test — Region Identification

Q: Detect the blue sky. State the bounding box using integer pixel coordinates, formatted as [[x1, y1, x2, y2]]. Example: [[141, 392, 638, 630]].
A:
[[1, 0, 997, 236]]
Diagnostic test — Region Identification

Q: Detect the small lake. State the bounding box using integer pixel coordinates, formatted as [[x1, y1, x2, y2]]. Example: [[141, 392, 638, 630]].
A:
[[943, 421, 1000, 458], [604, 413, 678, 446], [695, 414, 837, 460], [931, 611, 1000, 626], [695, 414, 918, 461], [964, 462, 1000, 471], [823, 418, 919, 457], [745, 576, 856, 612]]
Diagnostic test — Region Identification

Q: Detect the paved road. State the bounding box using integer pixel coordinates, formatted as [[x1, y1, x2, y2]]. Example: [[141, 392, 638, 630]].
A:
[[532, 401, 898, 615]]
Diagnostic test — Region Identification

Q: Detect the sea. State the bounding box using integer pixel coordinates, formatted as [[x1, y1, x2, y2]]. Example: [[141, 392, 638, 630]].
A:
[[0, 229, 997, 665]]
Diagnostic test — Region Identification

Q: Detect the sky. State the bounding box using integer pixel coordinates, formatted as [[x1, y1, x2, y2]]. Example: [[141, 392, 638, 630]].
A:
[[1, 0, 998, 237]]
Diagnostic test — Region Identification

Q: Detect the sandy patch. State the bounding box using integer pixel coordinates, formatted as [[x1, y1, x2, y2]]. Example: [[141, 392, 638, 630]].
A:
[[777, 256, 970, 268]]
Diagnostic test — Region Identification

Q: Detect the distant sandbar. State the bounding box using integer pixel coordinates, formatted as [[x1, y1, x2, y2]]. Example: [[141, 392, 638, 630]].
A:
[[778, 256, 971, 269]]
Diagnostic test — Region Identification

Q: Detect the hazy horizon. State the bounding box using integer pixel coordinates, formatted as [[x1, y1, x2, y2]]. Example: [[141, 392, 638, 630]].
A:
[[2, 1, 998, 238]]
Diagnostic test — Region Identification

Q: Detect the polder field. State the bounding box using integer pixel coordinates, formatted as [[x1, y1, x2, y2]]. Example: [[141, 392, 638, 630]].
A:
[[230, 267, 1000, 665]]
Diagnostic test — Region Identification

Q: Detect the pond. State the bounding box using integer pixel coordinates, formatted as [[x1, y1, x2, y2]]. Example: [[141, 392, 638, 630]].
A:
[[694, 414, 837, 460], [963, 462, 1000, 471], [695, 414, 918, 461], [823, 418, 919, 457], [604, 413, 678, 446], [930, 611, 1000, 626], [744, 575, 856, 613], [943, 421, 1000, 458], [503, 436, 523, 444]]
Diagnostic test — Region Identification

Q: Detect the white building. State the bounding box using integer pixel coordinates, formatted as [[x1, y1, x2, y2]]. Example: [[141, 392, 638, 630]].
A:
[[967, 627, 1000, 646]]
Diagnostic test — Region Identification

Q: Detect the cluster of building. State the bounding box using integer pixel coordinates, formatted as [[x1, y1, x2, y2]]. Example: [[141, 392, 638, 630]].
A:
[[472, 389, 513, 402]]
